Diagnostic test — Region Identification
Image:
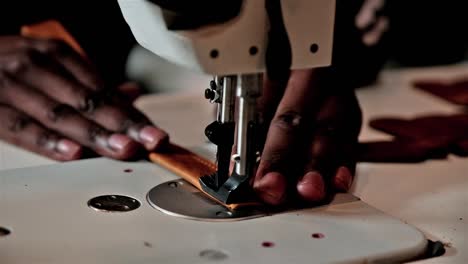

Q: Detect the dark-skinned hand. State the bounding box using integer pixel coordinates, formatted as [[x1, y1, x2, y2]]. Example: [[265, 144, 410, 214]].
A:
[[253, 69, 362, 205], [0, 36, 169, 161]]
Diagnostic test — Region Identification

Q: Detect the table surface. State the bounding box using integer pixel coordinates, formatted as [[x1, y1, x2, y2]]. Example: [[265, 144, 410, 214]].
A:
[[0, 64, 467, 263]]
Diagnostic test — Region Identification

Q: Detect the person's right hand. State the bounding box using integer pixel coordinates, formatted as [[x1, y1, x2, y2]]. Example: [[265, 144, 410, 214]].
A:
[[252, 69, 362, 206], [0, 36, 168, 161]]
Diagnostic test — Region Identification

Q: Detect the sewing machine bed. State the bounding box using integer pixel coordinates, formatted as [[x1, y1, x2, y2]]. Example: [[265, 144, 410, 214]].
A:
[[0, 157, 427, 263]]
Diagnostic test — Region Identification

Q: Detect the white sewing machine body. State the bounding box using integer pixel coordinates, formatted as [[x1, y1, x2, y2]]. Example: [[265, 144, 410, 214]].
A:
[[0, 156, 427, 264], [118, 0, 335, 75]]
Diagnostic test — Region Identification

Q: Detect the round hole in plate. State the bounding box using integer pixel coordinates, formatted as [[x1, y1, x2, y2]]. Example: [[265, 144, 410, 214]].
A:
[[0, 227, 11, 237], [262, 241, 275, 248], [312, 233, 325, 239], [124, 169, 133, 173]]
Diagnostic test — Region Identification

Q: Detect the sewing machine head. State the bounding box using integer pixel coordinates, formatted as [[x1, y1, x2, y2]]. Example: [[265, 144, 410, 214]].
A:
[[118, 0, 335, 204]]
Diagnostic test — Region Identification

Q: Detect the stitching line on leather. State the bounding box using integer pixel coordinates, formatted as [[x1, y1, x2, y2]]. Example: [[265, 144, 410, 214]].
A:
[[192, 156, 217, 170]]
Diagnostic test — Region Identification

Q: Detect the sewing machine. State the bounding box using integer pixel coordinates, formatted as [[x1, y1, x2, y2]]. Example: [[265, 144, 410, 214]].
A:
[[3, 1, 463, 263], [118, 0, 334, 204]]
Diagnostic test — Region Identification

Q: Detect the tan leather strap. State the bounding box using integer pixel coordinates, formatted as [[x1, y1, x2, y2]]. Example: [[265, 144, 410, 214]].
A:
[[149, 144, 216, 190], [149, 144, 263, 210]]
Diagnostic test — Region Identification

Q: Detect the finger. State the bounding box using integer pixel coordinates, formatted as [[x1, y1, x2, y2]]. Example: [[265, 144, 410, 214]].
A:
[[299, 93, 361, 200], [259, 70, 322, 169], [298, 131, 338, 202], [81, 97, 169, 151], [32, 38, 103, 91], [301, 136, 355, 197], [254, 69, 322, 205], [25, 50, 169, 150], [228, 75, 288, 182], [296, 171, 325, 202], [0, 36, 35, 51], [0, 37, 102, 91], [332, 166, 353, 192], [0, 73, 139, 160], [332, 138, 357, 192], [82, 88, 169, 151], [0, 49, 98, 112], [258, 74, 289, 125], [0, 51, 168, 151], [252, 171, 287, 205], [0, 104, 82, 161]]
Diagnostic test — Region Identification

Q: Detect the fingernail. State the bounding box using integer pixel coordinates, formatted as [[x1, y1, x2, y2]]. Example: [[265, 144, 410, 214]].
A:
[[335, 166, 353, 191], [297, 171, 325, 202], [299, 171, 322, 185], [56, 139, 82, 159], [108, 134, 133, 152], [139, 126, 169, 150]]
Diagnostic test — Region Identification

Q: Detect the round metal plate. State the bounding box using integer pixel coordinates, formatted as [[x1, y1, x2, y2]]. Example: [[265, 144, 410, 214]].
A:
[[147, 180, 266, 221], [88, 195, 140, 212]]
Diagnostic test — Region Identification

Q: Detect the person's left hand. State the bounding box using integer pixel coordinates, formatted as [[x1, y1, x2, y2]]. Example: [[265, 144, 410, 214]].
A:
[[253, 69, 362, 205], [0, 36, 168, 161]]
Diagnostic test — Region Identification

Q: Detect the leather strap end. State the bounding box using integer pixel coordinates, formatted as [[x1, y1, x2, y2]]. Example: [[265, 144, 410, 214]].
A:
[[149, 144, 263, 210]]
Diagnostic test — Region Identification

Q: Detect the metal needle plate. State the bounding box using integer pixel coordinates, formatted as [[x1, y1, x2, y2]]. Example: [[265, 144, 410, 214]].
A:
[[147, 180, 267, 221]]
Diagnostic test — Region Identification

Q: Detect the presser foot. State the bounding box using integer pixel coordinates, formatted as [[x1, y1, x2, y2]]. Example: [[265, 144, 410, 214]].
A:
[[199, 172, 257, 205], [147, 179, 266, 221]]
